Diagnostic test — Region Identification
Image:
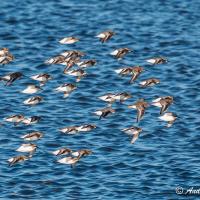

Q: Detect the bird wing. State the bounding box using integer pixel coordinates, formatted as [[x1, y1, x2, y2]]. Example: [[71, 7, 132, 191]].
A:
[[130, 72, 139, 83], [136, 107, 145, 123], [160, 101, 170, 115], [131, 132, 139, 144]]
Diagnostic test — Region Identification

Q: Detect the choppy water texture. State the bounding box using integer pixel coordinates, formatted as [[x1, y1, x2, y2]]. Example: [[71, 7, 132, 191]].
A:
[[0, 0, 199, 199]]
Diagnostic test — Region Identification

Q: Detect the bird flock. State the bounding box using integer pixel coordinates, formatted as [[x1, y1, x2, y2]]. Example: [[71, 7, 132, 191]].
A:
[[0, 30, 177, 167]]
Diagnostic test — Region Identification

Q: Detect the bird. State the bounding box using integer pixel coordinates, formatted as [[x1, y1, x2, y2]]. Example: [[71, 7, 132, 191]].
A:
[[0, 72, 23, 86], [77, 59, 96, 68], [60, 50, 85, 58], [21, 84, 42, 94], [94, 107, 115, 119], [76, 124, 96, 132], [52, 148, 72, 156], [8, 155, 32, 166], [30, 73, 52, 86], [159, 112, 177, 127], [0, 48, 14, 65], [45, 55, 65, 65], [16, 143, 37, 154], [63, 69, 86, 82], [59, 37, 79, 44], [115, 67, 135, 75], [99, 93, 116, 106], [22, 116, 41, 125], [115, 66, 144, 83], [57, 156, 80, 167], [71, 149, 92, 159], [0, 54, 14, 65], [139, 78, 160, 87], [151, 96, 173, 114], [0, 47, 9, 56], [96, 31, 115, 43], [23, 96, 43, 106], [146, 57, 167, 65], [110, 48, 132, 59], [128, 99, 149, 122], [4, 114, 24, 126], [62, 56, 81, 71], [59, 126, 79, 134], [54, 83, 77, 98], [99, 92, 131, 106], [113, 92, 132, 103], [122, 126, 142, 144], [129, 66, 144, 83], [21, 131, 43, 141]]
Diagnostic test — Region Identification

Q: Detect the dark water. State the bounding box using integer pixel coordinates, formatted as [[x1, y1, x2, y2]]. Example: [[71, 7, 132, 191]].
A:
[[0, 0, 199, 199]]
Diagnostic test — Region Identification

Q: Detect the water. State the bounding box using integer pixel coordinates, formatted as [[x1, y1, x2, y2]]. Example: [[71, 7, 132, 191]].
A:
[[0, 0, 199, 199]]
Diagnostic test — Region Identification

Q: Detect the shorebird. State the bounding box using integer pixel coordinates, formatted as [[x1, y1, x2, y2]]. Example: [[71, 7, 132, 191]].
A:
[[129, 66, 144, 83], [59, 126, 79, 134], [55, 83, 77, 98], [96, 31, 115, 43], [23, 96, 43, 106], [8, 155, 32, 166], [71, 149, 92, 159], [110, 48, 132, 59], [159, 112, 177, 127], [94, 107, 115, 119], [45, 55, 65, 65], [146, 57, 167, 65], [4, 114, 24, 126], [0, 47, 9, 56], [52, 148, 72, 156], [57, 156, 80, 167], [59, 37, 79, 44], [60, 50, 85, 58], [115, 67, 135, 75], [22, 116, 41, 125], [128, 99, 149, 122], [31, 73, 52, 86], [62, 56, 81, 71], [77, 59, 96, 68], [0, 72, 23, 86], [21, 84, 42, 94], [115, 66, 144, 83], [122, 126, 142, 144], [16, 143, 37, 154], [152, 96, 173, 114], [99, 92, 131, 106], [64, 69, 86, 82], [139, 78, 160, 87], [76, 124, 96, 132], [113, 92, 132, 103], [21, 132, 43, 141], [99, 93, 116, 106], [0, 54, 14, 65]]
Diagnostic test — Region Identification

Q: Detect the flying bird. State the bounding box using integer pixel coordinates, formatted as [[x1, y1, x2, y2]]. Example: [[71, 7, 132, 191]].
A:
[[159, 112, 177, 127], [139, 78, 160, 87], [94, 107, 115, 119], [110, 48, 132, 59], [146, 57, 167, 65], [55, 83, 77, 98], [59, 37, 79, 44], [152, 96, 174, 114], [122, 126, 142, 144], [96, 31, 115, 43], [128, 99, 149, 122]]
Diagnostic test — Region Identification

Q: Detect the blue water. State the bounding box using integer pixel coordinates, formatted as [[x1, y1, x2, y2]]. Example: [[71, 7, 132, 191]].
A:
[[0, 0, 199, 199]]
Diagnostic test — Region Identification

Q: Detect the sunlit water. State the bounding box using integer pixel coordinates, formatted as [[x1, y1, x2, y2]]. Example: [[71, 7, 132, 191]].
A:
[[0, 0, 199, 199]]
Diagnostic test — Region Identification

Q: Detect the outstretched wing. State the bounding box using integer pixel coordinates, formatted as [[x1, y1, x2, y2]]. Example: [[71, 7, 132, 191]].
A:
[[131, 132, 139, 144], [136, 107, 145, 123]]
